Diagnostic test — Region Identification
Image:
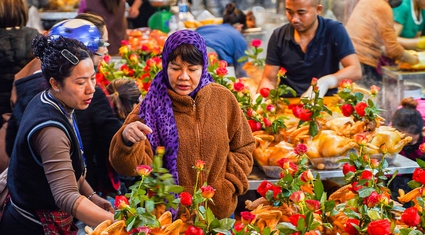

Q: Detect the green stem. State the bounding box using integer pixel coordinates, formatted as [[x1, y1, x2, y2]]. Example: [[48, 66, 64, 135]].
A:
[[138, 176, 145, 191]]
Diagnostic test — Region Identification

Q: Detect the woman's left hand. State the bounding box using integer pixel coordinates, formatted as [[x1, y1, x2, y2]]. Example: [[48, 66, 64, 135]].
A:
[[90, 194, 114, 213]]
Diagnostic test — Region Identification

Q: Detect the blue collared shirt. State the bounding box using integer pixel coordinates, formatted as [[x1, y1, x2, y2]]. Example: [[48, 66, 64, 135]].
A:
[[266, 16, 356, 96]]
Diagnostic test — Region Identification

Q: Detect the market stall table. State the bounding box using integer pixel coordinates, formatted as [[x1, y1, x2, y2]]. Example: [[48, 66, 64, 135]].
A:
[[247, 154, 418, 190]]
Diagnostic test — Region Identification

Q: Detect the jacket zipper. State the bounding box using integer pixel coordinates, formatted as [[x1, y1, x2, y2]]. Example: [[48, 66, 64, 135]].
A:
[[192, 99, 204, 185]]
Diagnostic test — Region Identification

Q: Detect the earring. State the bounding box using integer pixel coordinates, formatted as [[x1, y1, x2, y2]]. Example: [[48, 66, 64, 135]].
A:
[[55, 89, 59, 93]]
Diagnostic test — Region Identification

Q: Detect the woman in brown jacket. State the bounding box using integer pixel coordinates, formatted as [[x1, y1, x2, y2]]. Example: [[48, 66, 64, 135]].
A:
[[109, 30, 255, 219]]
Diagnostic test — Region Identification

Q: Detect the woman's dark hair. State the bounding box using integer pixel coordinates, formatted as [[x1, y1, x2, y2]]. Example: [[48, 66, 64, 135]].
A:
[[75, 13, 106, 36], [32, 35, 91, 86], [223, 3, 247, 30], [106, 78, 141, 120], [167, 43, 203, 66], [392, 97, 424, 135], [0, 0, 28, 28]]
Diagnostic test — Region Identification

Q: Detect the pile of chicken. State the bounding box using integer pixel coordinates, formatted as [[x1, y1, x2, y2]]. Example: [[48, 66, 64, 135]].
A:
[[253, 97, 412, 169]]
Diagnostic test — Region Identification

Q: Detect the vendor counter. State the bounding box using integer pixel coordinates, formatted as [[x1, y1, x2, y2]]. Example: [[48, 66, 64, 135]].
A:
[[247, 154, 418, 190]]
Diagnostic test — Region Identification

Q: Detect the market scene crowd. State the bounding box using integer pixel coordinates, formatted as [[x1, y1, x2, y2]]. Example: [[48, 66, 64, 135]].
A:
[[2, 0, 425, 234]]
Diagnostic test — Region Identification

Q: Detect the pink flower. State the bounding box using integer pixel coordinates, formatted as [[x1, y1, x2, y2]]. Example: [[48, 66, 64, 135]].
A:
[[305, 199, 320, 211], [215, 67, 228, 77], [201, 185, 215, 198], [240, 211, 256, 224], [311, 77, 318, 86], [195, 160, 206, 170], [370, 85, 380, 96], [218, 60, 228, 68], [251, 39, 262, 47], [289, 191, 305, 203], [136, 165, 152, 176], [300, 169, 314, 182], [233, 81, 245, 92], [294, 143, 308, 155]]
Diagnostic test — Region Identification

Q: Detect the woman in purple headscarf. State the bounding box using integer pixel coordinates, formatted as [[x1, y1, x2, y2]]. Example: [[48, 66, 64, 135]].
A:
[[109, 30, 255, 219]]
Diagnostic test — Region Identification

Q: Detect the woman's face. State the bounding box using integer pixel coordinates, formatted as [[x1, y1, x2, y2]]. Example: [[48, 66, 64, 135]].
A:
[[54, 58, 96, 110], [167, 56, 202, 96]]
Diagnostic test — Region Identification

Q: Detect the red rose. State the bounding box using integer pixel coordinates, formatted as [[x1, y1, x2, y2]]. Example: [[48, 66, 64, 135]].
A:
[[363, 191, 379, 207], [401, 207, 421, 226], [266, 104, 275, 112], [251, 39, 262, 47], [360, 170, 373, 180], [233, 223, 245, 232], [257, 180, 273, 197], [349, 181, 362, 193], [218, 60, 228, 68], [341, 104, 354, 117], [367, 219, 391, 235], [292, 104, 304, 118], [289, 214, 306, 226], [263, 118, 272, 128], [298, 108, 313, 121], [260, 87, 270, 98], [240, 211, 256, 223], [180, 192, 193, 207], [200, 185, 215, 198], [215, 67, 228, 76], [344, 218, 360, 235], [272, 185, 282, 199], [233, 81, 245, 92], [305, 199, 320, 211], [420, 143, 425, 153], [342, 163, 356, 175], [185, 225, 204, 235], [247, 120, 261, 132], [413, 168, 425, 184], [311, 77, 318, 86], [294, 143, 308, 155], [354, 102, 368, 117], [114, 195, 129, 210]]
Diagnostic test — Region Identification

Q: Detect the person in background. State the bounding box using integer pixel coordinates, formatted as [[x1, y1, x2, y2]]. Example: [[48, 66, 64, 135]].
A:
[[79, 0, 128, 55], [256, 0, 362, 98], [196, 3, 248, 78], [345, 0, 418, 89], [0, 0, 39, 125], [126, 0, 156, 29], [106, 78, 141, 122], [0, 35, 114, 234], [109, 30, 255, 219], [245, 10, 257, 28], [393, 0, 425, 50], [388, 97, 425, 206]]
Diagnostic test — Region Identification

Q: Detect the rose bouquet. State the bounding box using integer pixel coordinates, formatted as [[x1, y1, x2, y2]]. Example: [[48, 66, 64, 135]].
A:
[[114, 147, 184, 234]]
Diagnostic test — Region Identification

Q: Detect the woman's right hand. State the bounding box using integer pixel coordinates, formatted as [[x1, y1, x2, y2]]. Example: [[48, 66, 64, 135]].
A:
[[122, 121, 153, 144]]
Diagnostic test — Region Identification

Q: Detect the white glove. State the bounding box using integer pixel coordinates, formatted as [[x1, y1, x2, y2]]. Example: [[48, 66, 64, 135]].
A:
[[301, 75, 338, 98]]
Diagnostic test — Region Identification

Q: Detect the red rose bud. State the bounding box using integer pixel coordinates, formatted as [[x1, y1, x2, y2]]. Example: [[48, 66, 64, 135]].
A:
[[121, 40, 129, 45], [413, 168, 425, 184], [298, 108, 313, 121], [378, 193, 390, 205], [367, 219, 391, 235], [300, 169, 314, 182], [257, 180, 274, 197], [349, 181, 362, 193], [294, 143, 308, 155], [129, 54, 139, 63], [361, 170, 373, 180], [260, 87, 270, 98], [263, 118, 272, 128], [344, 218, 360, 235], [277, 157, 290, 169], [277, 67, 287, 77], [141, 44, 149, 52], [289, 190, 305, 203], [339, 79, 353, 90], [305, 199, 320, 211], [251, 39, 262, 47], [215, 67, 228, 77], [240, 211, 256, 224], [233, 223, 245, 232], [313, 86, 319, 92], [248, 120, 261, 132], [311, 77, 318, 86], [185, 226, 204, 235], [342, 163, 356, 175], [362, 155, 370, 163], [401, 207, 421, 226], [114, 195, 129, 210], [354, 102, 368, 117], [180, 192, 193, 207], [272, 185, 282, 199], [341, 103, 354, 117], [201, 185, 215, 198], [370, 85, 380, 96], [218, 60, 228, 68], [233, 81, 245, 92], [266, 104, 275, 112], [289, 162, 298, 176], [419, 143, 425, 153], [289, 214, 306, 226], [363, 191, 379, 207], [136, 165, 152, 176], [103, 55, 111, 63], [246, 108, 254, 118], [207, 52, 218, 62]]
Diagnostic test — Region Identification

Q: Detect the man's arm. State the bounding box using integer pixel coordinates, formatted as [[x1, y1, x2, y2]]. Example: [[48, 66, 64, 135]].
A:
[[256, 64, 281, 93], [303, 54, 362, 98]]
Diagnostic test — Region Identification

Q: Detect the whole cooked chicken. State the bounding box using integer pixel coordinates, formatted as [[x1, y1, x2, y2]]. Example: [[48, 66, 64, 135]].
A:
[[364, 126, 412, 155]]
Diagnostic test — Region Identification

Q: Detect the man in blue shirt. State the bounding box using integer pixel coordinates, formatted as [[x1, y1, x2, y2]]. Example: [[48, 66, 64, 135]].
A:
[[257, 0, 362, 97]]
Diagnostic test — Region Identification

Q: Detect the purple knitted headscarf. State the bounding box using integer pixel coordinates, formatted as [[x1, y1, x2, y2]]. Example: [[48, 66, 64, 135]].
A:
[[138, 30, 213, 185]]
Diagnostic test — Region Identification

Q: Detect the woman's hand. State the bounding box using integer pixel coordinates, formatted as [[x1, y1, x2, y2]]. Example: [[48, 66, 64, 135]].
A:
[[90, 194, 114, 213], [122, 121, 153, 144]]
